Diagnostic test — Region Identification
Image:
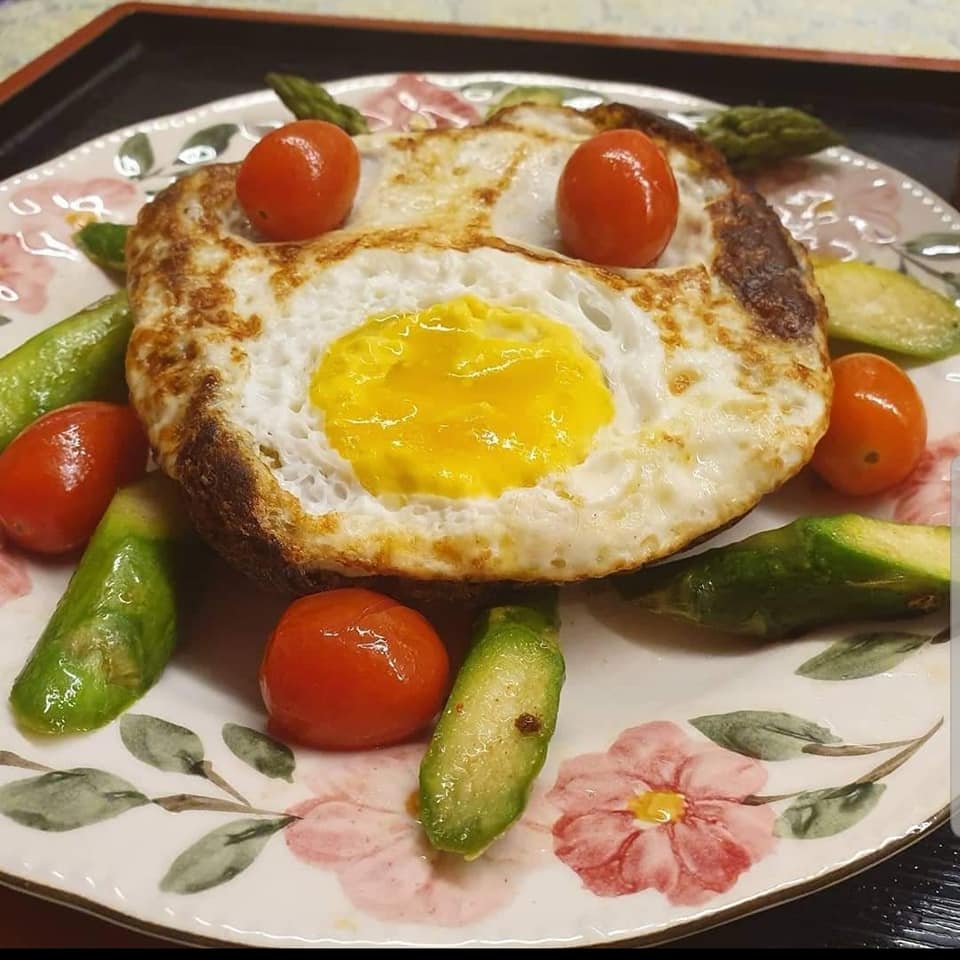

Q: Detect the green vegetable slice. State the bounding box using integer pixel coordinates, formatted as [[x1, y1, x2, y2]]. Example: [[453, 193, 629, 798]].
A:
[[73, 222, 130, 272], [0, 291, 132, 453], [616, 515, 949, 640], [814, 258, 960, 360], [419, 591, 564, 859], [9, 473, 192, 735], [486, 85, 568, 117]]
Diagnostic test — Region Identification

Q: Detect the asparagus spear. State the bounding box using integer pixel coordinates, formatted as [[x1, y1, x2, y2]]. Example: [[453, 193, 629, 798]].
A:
[[814, 258, 960, 360], [697, 105, 844, 171], [73, 222, 130, 272], [0, 292, 132, 453], [616, 515, 949, 640], [9, 473, 191, 735], [265, 73, 370, 135], [419, 591, 564, 859]]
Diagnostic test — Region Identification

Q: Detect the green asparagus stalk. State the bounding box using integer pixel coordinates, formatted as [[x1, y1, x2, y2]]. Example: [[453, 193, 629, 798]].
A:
[[0, 291, 132, 452], [697, 105, 844, 171], [419, 590, 564, 859], [616, 515, 949, 640], [9, 473, 192, 735], [265, 73, 370, 135], [73, 222, 130, 272]]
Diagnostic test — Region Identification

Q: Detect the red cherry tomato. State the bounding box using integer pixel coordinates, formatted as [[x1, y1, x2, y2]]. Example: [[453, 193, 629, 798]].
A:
[[259, 588, 450, 751], [0, 402, 149, 554], [236, 120, 360, 241], [556, 129, 679, 267], [811, 353, 927, 496]]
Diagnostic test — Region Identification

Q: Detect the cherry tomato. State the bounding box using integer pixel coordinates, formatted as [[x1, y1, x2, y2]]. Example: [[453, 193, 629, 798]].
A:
[[236, 120, 360, 242], [811, 353, 927, 496], [556, 129, 679, 267], [0, 402, 150, 554], [260, 588, 450, 751]]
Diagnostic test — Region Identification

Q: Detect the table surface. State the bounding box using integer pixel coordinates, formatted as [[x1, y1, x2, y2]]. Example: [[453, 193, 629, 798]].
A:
[[1, 0, 959, 950]]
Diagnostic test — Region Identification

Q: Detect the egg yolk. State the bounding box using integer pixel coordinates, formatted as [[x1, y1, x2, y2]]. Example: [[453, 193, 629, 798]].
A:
[[310, 295, 613, 498]]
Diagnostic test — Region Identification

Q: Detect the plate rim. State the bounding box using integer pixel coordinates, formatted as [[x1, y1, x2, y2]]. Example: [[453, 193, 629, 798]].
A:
[[0, 68, 955, 949], [0, 808, 948, 948]]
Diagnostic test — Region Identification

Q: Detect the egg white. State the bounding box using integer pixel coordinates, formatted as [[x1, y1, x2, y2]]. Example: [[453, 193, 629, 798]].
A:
[[220, 238, 821, 578], [227, 245, 660, 573], [126, 103, 830, 582]]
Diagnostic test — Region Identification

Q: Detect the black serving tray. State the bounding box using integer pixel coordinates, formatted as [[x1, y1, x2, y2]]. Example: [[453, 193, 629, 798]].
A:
[[0, 4, 958, 949]]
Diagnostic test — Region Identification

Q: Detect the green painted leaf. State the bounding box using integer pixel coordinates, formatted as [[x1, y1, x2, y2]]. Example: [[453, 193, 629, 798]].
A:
[[175, 124, 239, 166], [222, 724, 295, 782], [796, 632, 931, 681], [115, 132, 154, 178], [120, 714, 204, 774], [775, 782, 885, 839], [903, 233, 960, 258], [690, 710, 841, 760], [160, 817, 292, 894], [0, 768, 148, 831]]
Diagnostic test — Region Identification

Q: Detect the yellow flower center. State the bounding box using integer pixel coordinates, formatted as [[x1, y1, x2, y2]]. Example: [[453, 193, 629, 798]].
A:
[[626, 790, 686, 824]]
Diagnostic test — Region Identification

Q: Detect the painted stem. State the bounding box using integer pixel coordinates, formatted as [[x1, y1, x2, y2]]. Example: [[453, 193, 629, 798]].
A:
[[152, 793, 296, 818], [0, 750, 49, 772], [745, 717, 943, 805], [196, 760, 249, 806], [855, 717, 944, 785], [803, 737, 918, 757]]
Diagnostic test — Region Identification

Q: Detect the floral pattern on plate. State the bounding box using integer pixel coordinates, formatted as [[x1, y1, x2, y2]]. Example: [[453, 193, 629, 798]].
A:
[[286, 744, 551, 926], [751, 158, 903, 261], [889, 433, 960, 526], [0, 543, 30, 606], [0, 231, 56, 314], [549, 721, 776, 904]]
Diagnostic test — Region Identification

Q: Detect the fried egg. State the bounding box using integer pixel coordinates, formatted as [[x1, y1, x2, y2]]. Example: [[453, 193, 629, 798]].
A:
[[125, 103, 830, 590]]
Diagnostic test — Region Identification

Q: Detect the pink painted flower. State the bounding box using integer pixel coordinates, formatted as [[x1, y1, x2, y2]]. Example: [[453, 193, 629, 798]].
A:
[[6, 176, 140, 250], [285, 743, 551, 926], [752, 159, 902, 261], [890, 433, 960, 525], [9, 176, 139, 225], [362, 74, 480, 132], [0, 542, 31, 607], [548, 721, 776, 906], [0, 232, 55, 314]]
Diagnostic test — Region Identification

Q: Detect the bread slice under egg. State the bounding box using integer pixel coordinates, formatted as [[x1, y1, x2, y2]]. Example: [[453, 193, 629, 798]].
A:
[[125, 103, 831, 592]]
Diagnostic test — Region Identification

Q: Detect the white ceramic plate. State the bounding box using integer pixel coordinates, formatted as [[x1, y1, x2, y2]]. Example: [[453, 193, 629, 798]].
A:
[[0, 72, 957, 948]]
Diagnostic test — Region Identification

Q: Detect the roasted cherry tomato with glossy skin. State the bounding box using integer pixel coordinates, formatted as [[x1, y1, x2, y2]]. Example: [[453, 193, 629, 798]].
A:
[[259, 588, 450, 751], [236, 119, 360, 242], [556, 129, 679, 268], [811, 352, 927, 496], [0, 402, 150, 554]]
